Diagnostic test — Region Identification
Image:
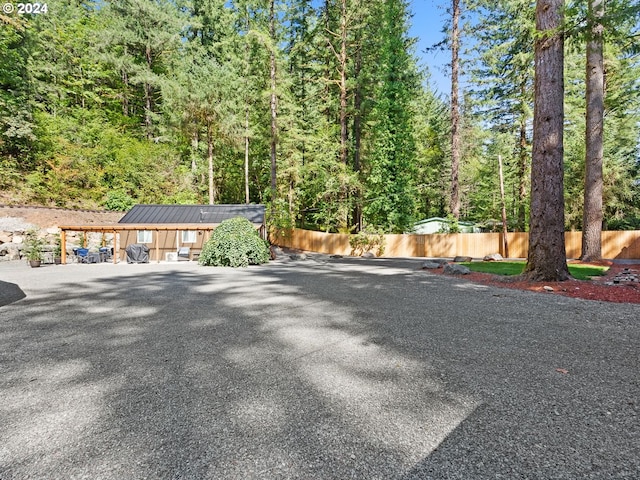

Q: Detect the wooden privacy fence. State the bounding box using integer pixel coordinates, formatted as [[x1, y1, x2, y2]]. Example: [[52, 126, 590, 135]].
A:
[[271, 228, 640, 260]]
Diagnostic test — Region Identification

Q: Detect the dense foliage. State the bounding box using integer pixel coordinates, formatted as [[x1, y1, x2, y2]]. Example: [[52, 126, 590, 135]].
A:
[[1, 0, 639, 232], [199, 217, 270, 267]]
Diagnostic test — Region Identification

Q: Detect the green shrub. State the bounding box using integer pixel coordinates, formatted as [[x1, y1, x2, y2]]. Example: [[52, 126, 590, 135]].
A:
[[349, 228, 386, 256], [199, 217, 270, 267]]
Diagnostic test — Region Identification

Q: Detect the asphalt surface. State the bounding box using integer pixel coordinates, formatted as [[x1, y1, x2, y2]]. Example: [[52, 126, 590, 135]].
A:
[[0, 256, 638, 479]]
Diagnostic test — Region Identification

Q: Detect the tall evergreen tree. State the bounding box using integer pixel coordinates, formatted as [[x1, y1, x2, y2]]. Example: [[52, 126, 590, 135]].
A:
[[581, 0, 605, 260], [468, 0, 535, 231], [524, 0, 570, 281], [362, 0, 419, 233], [450, 0, 462, 219]]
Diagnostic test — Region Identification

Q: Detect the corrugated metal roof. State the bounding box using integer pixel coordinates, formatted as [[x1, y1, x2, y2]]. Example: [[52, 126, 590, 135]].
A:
[[118, 204, 266, 225]]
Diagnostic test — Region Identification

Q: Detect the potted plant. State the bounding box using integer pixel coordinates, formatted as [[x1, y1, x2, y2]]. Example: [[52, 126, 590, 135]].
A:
[[24, 230, 44, 268]]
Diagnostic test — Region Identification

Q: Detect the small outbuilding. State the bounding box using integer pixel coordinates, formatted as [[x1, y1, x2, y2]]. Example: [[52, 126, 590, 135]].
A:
[[412, 217, 480, 234], [59, 204, 266, 264]]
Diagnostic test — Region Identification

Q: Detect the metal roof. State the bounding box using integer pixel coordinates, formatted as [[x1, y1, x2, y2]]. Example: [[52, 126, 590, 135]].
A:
[[118, 204, 266, 225]]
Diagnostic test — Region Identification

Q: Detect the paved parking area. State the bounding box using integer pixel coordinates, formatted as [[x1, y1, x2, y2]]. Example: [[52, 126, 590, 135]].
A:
[[1, 257, 639, 479]]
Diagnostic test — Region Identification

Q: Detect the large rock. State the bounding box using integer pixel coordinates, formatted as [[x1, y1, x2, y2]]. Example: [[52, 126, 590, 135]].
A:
[[421, 261, 442, 269], [453, 256, 472, 263], [483, 253, 503, 262], [0, 243, 21, 261], [12, 235, 24, 244], [361, 252, 376, 258], [444, 263, 471, 275], [0, 232, 12, 243]]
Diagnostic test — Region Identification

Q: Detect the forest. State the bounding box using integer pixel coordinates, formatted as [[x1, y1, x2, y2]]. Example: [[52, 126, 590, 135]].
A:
[[1, 0, 639, 234]]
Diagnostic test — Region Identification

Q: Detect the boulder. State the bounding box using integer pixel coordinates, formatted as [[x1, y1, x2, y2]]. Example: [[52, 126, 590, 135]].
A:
[[0, 232, 12, 243], [12, 235, 23, 245], [453, 256, 472, 263], [0, 243, 21, 261], [483, 253, 504, 262], [361, 252, 376, 258], [444, 263, 471, 275], [289, 253, 307, 260], [421, 261, 442, 269]]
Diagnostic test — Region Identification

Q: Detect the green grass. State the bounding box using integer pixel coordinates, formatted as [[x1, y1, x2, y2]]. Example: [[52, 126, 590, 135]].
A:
[[460, 261, 608, 280]]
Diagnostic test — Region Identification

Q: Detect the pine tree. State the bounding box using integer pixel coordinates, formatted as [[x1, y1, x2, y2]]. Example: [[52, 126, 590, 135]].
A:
[[580, 0, 605, 260], [524, 0, 570, 281], [362, 0, 419, 233], [468, 0, 535, 231]]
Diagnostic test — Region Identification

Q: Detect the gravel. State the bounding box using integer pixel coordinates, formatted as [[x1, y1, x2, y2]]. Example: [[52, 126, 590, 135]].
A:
[[0, 258, 639, 479]]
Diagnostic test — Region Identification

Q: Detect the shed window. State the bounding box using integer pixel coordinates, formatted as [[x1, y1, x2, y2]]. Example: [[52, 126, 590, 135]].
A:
[[137, 230, 153, 244], [181, 230, 197, 243]]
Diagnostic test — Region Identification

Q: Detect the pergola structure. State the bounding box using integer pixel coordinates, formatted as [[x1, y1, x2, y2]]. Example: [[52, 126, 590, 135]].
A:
[[58, 224, 216, 265]]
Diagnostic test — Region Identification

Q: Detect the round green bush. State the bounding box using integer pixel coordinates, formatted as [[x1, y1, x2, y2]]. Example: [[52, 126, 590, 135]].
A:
[[199, 217, 270, 267]]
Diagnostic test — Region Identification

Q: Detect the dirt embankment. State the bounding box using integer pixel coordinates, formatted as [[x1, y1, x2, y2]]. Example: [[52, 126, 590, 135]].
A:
[[0, 205, 125, 230]]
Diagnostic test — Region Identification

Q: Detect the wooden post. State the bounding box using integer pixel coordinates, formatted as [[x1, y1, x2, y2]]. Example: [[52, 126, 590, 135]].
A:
[[113, 230, 117, 264], [61, 230, 67, 265], [155, 229, 160, 263]]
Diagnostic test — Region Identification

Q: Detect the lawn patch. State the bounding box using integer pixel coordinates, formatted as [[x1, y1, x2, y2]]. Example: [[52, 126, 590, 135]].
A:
[[460, 261, 608, 280]]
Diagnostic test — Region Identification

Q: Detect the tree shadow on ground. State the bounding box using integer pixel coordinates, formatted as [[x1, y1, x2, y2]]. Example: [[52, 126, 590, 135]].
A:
[[0, 260, 638, 478], [0, 280, 26, 307]]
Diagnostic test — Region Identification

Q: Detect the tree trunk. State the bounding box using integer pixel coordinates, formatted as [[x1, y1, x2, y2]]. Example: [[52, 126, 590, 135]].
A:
[[352, 40, 363, 231], [450, 0, 461, 220], [269, 0, 278, 195], [144, 44, 153, 140], [581, 0, 605, 261], [191, 130, 199, 173], [245, 109, 250, 204], [339, 0, 349, 164], [207, 121, 216, 205], [524, 0, 570, 281], [498, 155, 510, 258], [517, 94, 529, 231]]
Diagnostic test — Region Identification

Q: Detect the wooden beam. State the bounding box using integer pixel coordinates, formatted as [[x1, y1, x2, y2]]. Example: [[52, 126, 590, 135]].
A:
[[113, 230, 117, 264], [155, 229, 160, 263], [61, 230, 67, 265]]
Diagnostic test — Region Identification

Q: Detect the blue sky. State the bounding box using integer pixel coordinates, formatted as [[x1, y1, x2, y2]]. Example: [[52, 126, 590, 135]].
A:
[[408, 0, 451, 96]]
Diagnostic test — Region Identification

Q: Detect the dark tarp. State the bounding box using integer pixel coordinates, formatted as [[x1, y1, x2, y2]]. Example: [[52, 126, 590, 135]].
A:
[[125, 244, 150, 264]]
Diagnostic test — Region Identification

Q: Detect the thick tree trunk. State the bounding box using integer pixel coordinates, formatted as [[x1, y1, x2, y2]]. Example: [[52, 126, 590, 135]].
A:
[[450, 0, 461, 220], [524, 0, 570, 281], [581, 0, 605, 261], [269, 0, 278, 195]]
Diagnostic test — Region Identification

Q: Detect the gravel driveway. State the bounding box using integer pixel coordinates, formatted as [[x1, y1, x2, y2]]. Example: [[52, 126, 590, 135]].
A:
[[1, 257, 638, 479]]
